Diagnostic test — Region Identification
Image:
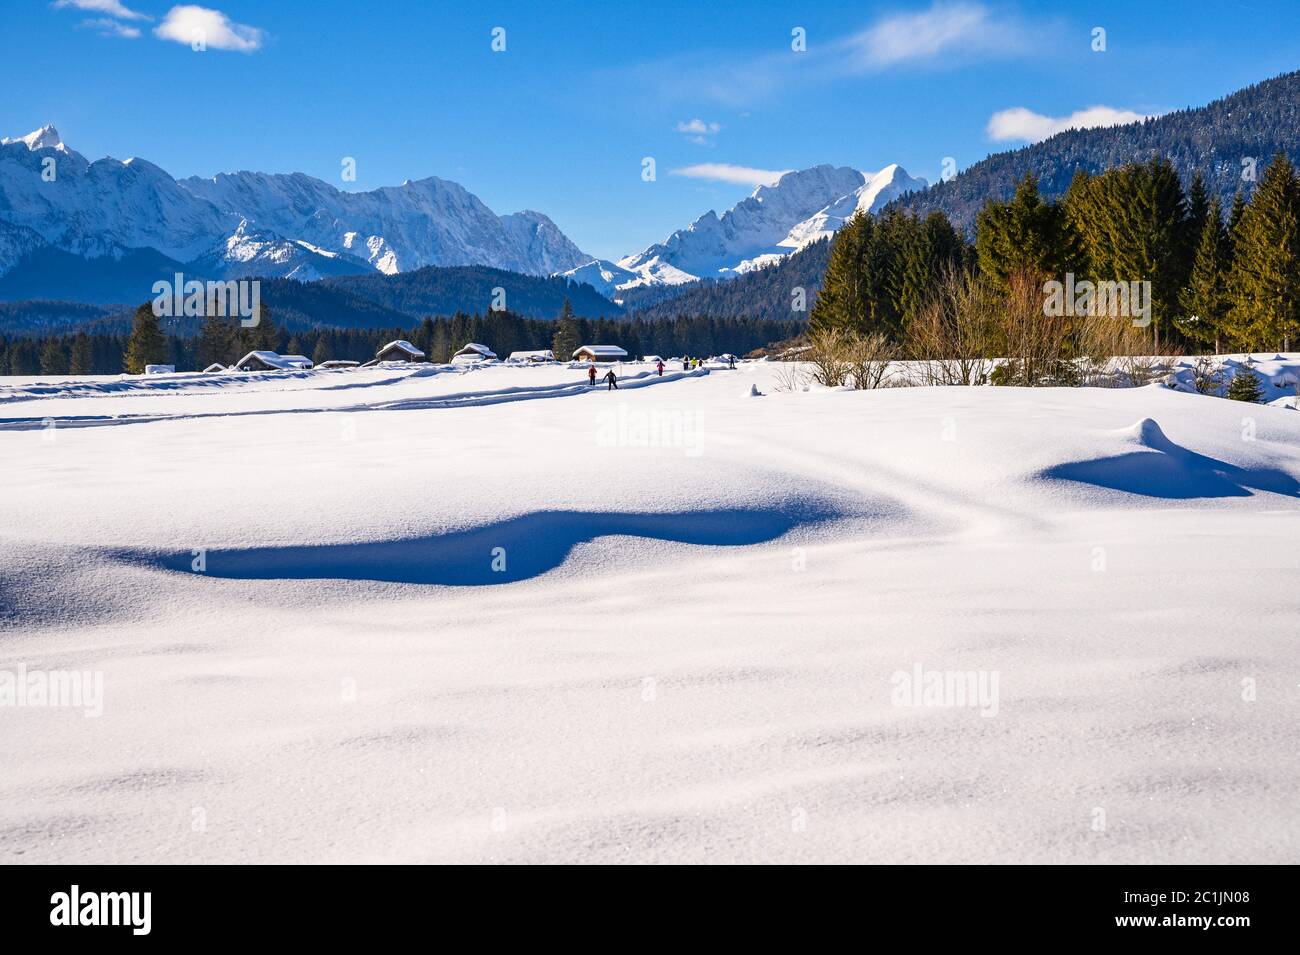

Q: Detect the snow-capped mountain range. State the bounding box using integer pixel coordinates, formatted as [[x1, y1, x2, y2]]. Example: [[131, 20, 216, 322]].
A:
[[0, 125, 592, 298], [559, 163, 928, 298], [0, 124, 929, 306]]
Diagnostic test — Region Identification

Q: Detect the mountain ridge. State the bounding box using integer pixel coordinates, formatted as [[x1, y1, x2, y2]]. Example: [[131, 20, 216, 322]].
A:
[[0, 125, 594, 304]]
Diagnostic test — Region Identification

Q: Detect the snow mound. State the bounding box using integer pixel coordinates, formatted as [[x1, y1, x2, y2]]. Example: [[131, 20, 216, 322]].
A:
[[1120, 416, 1178, 453], [1044, 417, 1300, 500]]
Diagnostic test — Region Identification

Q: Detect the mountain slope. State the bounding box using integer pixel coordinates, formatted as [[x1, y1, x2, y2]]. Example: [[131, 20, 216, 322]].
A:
[[0, 125, 594, 304], [614, 163, 926, 288], [176, 170, 590, 276], [627, 237, 832, 322], [0, 126, 235, 262], [894, 70, 1300, 229]]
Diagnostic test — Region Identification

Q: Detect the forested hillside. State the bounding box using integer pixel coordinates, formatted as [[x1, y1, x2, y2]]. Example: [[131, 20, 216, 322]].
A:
[[894, 70, 1300, 230]]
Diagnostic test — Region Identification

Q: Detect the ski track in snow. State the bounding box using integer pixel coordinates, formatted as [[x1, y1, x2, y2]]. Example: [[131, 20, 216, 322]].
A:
[[1, 360, 1299, 863]]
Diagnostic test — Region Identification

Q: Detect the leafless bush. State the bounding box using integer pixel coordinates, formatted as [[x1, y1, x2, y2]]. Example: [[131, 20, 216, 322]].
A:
[[992, 270, 1077, 386], [807, 328, 899, 389], [844, 331, 896, 389], [905, 265, 1001, 385], [1189, 355, 1226, 395], [771, 359, 810, 393], [807, 328, 852, 387]]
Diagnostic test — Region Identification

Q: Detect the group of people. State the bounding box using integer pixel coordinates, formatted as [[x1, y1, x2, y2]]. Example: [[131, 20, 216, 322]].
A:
[[681, 355, 736, 370], [587, 364, 620, 390], [585, 354, 737, 390]]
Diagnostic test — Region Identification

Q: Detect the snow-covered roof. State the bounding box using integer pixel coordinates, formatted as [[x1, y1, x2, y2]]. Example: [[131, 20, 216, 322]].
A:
[[317, 360, 360, 368], [202, 363, 227, 373], [508, 350, 555, 361], [143, 364, 175, 375], [573, 345, 628, 358], [235, 350, 299, 371], [454, 342, 496, 357], [643, 355, 664, 364], [279, 355, 313, 369], [376, 340, 425, 359]]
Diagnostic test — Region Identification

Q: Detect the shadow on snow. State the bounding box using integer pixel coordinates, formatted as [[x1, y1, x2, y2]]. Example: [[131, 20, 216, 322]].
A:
[[114, 506, 841, 586]]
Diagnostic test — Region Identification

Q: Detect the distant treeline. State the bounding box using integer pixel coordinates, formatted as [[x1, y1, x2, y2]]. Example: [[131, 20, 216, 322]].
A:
[[1, 306, 803, 375]]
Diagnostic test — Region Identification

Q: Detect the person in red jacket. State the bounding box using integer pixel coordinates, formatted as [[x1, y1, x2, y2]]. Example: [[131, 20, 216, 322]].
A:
[[587, 364, 597, 386], [656, 360, 665, 376]]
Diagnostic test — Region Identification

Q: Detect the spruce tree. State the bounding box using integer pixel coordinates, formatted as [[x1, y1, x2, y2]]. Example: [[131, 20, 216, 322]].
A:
[[124, 303, 167, 374], [1226, 153, 1300, 351], [196, 313, 239, 368], [40, 337, 69, 375], [1179, 195, 1227, 352], [975, 174, 1065, 292], [1225, 361, 1264, 402], [810, 211, 875, 336], [551, 298, 580, 361], [69, 332, 93, 375], [311, 336, 332, 366]]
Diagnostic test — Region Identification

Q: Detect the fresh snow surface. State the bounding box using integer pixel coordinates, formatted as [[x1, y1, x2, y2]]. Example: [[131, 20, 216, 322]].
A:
[[2, 360, 1299, 863]]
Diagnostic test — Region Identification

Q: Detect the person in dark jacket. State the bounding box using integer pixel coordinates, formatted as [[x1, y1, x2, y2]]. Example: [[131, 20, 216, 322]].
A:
[[604, 369, 618, 390]]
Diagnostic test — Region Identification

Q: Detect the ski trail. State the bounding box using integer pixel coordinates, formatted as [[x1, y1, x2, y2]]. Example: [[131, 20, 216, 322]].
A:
[[0, 368, 709, 431]]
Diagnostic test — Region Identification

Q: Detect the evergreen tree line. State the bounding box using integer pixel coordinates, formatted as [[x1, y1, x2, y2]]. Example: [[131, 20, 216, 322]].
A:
[[811, 154, 1300, 358], [2, 303, 802, 375]]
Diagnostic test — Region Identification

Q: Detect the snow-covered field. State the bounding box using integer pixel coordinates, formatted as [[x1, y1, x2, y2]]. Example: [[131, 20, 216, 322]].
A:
[[2, 359, 1298, 864]]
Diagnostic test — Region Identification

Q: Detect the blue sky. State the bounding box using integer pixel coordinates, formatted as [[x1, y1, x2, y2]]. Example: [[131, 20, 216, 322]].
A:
[[4, 1, 1300, 260]]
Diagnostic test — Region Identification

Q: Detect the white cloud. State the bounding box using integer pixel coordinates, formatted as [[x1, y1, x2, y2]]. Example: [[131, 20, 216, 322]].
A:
[[53, 0, 149, 20], [671, 163, 789, 187], [79, 16, 142, 37], [676, 118, 722, 145], [676, 119, 721, 136], [987, 105, 1154, 143], [154, 5, 264, 52], [846, 2, 1007, 69], [617, 2, 1044, 107]]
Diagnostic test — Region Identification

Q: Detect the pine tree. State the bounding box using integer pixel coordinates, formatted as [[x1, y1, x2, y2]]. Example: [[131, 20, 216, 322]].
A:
[[40, 337, 69, 375], [69, 332, 93, 375], [196, 313, 239, 369], [124, 304, 167, 374], [551, 298, 580, 361], [311, 335, 332, 366], [1225, 361, 1264, 402], [976, 174, 1065, 292], [1179, 195, 1228, 351], [810, 211, 876, 336], [1226, 153, 1300, 351]]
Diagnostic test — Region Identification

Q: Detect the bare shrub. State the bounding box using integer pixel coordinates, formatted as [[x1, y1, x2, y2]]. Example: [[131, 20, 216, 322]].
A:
[[1189, 355, 1226, 395], [807, 328, 852, 387], [844, 331, 896, 389], [905, 265, 1001, 385], [993, 270, 1077, 386], [771, 359, 810, 393]]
